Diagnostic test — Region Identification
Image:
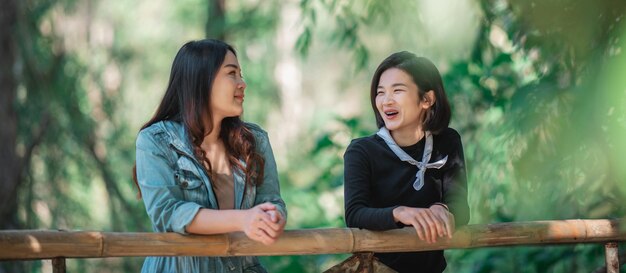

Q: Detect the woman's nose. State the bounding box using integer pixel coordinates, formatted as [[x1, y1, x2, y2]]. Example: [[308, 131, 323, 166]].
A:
[[238, 79, 247, 89], [382, 93, 394, 105]]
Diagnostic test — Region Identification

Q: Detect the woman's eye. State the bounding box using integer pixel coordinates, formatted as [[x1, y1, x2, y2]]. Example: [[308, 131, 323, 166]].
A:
[[376, 90, 384, 95]]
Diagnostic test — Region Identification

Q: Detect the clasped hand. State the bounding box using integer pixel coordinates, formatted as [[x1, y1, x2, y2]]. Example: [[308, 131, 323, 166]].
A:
[[392, 205, 455, 244], [243, 202, 286, 245]]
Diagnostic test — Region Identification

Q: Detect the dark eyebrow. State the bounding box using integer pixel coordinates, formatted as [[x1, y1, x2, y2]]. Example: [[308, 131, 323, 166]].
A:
[[378, 83, 408, 89], [224, 64, 239, 69]]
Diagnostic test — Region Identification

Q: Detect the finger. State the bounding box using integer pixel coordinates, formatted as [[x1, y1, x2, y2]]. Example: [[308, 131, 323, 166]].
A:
[[257, 202, 277, 211], [421, 210, 441, 239], [447, 213, 455, 238], [247, 228, 268, 244], [257, 227, 277, 245], [267, 210, 279, 223], [251, 227, 274, 245], [435, 212, 451, 239], [436, 212, 448, 237], [258, 220, 279, 238], [434, 208, 452, 236], [414, 213, 432, 243], [428, 210, 447, 238], [274, 216, 286, 235], [260, 213, 282, 231], [255, 211, 274, 224], [278, 215, 286, 228], [422, 211, 441, 242], [416, 215, 434, 243], [259, 226, 278, 239], [410, 219, 426, 242]]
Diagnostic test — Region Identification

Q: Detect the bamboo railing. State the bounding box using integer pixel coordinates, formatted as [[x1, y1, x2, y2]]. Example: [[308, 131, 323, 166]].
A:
[[1, 219, 624, 272]]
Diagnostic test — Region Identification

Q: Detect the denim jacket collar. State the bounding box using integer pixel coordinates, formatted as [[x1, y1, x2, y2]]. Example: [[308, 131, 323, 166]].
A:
[[157, 120, 247, 210]]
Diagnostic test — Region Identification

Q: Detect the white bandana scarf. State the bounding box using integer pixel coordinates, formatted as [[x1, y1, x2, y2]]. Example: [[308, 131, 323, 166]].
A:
[[376, 127, 448, 191]]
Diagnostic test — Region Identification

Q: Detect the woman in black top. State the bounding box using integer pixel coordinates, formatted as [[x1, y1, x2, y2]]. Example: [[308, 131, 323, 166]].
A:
[[343, 51, 469, 273]]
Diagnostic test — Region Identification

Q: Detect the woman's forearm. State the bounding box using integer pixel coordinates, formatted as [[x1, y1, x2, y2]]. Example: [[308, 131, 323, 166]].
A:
[[185, 208, 247, 234]]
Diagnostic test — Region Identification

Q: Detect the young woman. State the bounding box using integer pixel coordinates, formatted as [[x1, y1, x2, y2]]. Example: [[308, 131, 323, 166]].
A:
[[134, 39, 287, 273], [344, 51, 469, 273]]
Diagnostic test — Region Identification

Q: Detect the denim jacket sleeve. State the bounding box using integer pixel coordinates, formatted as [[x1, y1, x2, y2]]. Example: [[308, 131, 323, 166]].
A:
[[136, 129, 203, 235], [252, 129, 288, 221]]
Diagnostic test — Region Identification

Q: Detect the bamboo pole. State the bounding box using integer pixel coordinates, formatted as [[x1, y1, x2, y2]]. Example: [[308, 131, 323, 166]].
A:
[[605, 242, 619, 273], [0, 219, 624, 260]]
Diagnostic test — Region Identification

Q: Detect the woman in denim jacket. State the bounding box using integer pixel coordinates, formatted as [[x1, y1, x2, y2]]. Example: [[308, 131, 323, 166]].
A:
[[133, 39, 287, 273]]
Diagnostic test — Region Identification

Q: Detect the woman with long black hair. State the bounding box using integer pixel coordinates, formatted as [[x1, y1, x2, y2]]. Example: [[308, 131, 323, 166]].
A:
[[134, 39, 287, 273]]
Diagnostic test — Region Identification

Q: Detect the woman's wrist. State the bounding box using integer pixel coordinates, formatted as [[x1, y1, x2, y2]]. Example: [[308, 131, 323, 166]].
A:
[[392, 206, 405, 222], [236, 209, 250, 232], [431, 202, 449, 211]]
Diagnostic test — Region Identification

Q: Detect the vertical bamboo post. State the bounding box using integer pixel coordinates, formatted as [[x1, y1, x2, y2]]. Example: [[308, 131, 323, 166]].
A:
[[52, 258, 66, 273], [605, 242, 619, 273]]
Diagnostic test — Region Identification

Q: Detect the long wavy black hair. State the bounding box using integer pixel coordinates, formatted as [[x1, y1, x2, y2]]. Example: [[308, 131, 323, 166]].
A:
[[133, 39, 264, 198]]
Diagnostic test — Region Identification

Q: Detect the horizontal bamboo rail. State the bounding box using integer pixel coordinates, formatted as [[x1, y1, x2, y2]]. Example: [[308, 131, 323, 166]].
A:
[[0, 219, 624, 260]]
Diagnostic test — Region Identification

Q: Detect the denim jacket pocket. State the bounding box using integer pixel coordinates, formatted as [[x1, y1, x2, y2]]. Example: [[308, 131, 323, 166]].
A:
[[242, 259, 267, 273], [175, 156, 208, 204]]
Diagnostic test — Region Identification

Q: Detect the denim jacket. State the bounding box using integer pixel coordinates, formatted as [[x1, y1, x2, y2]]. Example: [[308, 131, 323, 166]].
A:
[[135, 120, 287, 273]]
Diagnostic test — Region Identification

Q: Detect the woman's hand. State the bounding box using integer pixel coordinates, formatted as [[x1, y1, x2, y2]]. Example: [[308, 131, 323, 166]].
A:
[[242, 203, 284, 245], [392, 206, 451, 243], [429, 204, 455, 239], [265, 209, 286, 237]]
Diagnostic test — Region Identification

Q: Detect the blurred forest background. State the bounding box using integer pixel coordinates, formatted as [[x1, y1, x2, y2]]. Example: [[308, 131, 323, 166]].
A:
[[1, 0, 626, 272]]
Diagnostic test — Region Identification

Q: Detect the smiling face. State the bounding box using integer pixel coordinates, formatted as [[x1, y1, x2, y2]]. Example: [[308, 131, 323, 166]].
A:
[[375, 67, 432, 133], [210, 50, 247, 121]]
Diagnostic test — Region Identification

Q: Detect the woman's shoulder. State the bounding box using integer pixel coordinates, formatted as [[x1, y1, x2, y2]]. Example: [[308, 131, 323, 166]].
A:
[[137, 122, 165, 144], [346, 134, 380, 152], [136, 120, 182, 148], [435, 127, 462, 141], [138, 120, 179, 136], [243, 122, 268, 137], [433, 127, 464, 152], [243, 121, 266, 133]]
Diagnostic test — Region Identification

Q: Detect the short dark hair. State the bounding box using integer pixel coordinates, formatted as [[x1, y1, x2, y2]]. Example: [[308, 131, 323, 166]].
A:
[[370, 51, 451, 133]]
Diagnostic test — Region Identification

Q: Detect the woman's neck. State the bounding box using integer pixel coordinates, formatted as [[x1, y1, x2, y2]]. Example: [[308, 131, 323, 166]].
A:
[[200, 117, 224, 157], [390, 126, 425, 147], [202, 114, 223, 145], [203, 127, 221, 146], [201, 119, 232, 175]]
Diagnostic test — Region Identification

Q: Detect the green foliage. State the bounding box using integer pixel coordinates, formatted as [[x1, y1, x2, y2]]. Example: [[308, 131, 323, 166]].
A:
[[296, 0, 626, 272], [8, 0, 626, 272], [12, 0, 150, 271], [295, 0, 392, 70], [224, 1, 282, 125]]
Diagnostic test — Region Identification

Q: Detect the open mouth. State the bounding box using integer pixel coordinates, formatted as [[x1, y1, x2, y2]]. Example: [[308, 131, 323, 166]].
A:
[[384, 110, 399, 118]]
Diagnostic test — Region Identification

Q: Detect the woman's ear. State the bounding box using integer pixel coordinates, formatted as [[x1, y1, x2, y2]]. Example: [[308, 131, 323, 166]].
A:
[[421, 90, 436, 109]]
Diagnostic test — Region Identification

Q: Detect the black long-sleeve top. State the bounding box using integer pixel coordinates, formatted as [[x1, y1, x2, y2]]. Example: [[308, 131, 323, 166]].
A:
[[343, 127, 470, 273]]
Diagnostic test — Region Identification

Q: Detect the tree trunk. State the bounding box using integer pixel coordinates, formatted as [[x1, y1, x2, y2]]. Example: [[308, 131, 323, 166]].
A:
[[0, 0, 20, 230], [206, 0, 225, 40], [0, 0, 25, 272]]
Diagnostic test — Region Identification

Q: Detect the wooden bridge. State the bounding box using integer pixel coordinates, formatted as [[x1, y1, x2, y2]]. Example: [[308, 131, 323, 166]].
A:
[[1, 218, 624, 272]]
